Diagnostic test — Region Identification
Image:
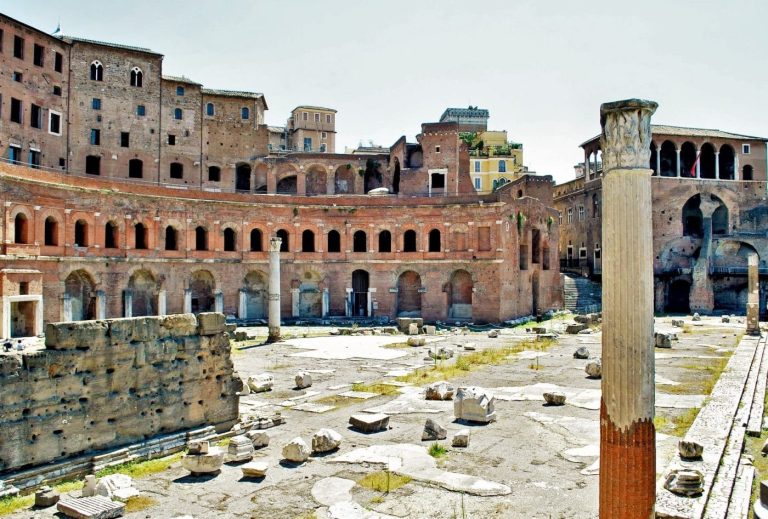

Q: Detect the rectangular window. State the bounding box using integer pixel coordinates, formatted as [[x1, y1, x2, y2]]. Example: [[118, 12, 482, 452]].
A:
[[12, 71, 22, 82], [53, 85, 62, 96], [54, 51, 63, 72], [29, 149, 40, 168], [176, 86, 185, 96], [567, 208, 573, 223], [302, 112, 308, 121], [85, 155, 100, 175], [579, 247, 587, 259], [474, 161, 480, 172], [33, 44, 44, 66], [321, 132, 327, 140], [743, 144, 751, 154], [90, 129, 101, 145], [49, 111, 61, 135], [10, 98, 22, 124], [319, 143, 327, 152], [120, 132, 130, 147], [435, 146, 441, 153], [9, 145, 21, 163], [578, 206, 585, 221], [136, 105, 146, 116], [474, 178, 481, 189], [314, 113, 320, 122], [92, 98, 101, 110], [326, 114, 331, 123], [168, 134, 176, 145], [478, 226, 491, 251], [13, 35, 23, 59], [30, 104, 41, 129], [303, 137, 312, 151]]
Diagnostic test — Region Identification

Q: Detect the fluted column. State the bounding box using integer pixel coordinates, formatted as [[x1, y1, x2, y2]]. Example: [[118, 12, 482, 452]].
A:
[[267, 237, 282, 342], [599, 98, 657, 519]]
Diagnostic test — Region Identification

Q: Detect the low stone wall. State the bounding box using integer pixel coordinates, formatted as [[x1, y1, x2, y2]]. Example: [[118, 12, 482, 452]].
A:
[[0, 313, 241, 473]]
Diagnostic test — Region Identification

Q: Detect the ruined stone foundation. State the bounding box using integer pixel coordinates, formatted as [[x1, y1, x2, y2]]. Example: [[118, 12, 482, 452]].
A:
[[0, 313, 241, 472]]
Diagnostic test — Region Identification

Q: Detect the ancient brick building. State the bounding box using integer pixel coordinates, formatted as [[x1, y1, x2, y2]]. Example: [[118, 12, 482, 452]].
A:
[[555, 125, 768, 315], [0, 13, 562, 336]]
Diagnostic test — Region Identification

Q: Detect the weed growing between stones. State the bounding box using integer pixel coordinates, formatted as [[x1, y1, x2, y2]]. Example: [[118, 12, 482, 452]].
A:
[[357, 470, 411, 493], [428, 443, 448, 458], [96, 452, 184, 479], [124, 495, 157, 513], [654, 407, 700, 436], [383, 342, 411, 349], [350, 383, 400, 396], [0, 478, 89, 516]]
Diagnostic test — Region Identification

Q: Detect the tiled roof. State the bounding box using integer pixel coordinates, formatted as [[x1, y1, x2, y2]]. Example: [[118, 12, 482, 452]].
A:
[[581, 124, 767, 147], [268, 126, 287, 133], [61, 36, 162, 56], [163, 75, 201, 86], [202, 88, 264, 100], [292, 105, 337, 113]]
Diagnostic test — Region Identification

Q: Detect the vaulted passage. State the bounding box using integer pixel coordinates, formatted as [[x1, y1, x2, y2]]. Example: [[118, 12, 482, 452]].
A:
[[243, 271, 267, 319], [397, 270, 422, 317], [129, 269, 158, 317], [352, 269, 370, 317], [190, 270, 215, 313], [65, 270, 96, 321], [666, 279, 691, 313], [447, 269, 472, 319], [236, 163, 251, 192]]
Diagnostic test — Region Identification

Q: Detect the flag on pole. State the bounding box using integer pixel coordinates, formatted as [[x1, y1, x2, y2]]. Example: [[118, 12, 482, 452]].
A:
[[51, 22, 61, 36], [690, 151, 701, 177]]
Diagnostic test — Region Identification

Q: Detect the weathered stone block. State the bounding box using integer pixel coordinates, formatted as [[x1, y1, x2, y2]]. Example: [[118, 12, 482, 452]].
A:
[[349, 413, 390, 433], [159, 314, 198, 337], [422, 418, 447, 441], [454, 387, 496, 423], [312, 428, 343, 453], [425, 381, 454, 401], [241, 461, 268, 478], [295, 371, 312, 389], [452, 429, 470, 448], [543, 391, 566, 406], [566, 323, 588, 334], [198, 312, 226, 335], [45, 321, 109, 350], [282, 437, 311, 462], [57, 496, 125, 519], [407, 336, 426, 347], [573, 347, 590, 359]]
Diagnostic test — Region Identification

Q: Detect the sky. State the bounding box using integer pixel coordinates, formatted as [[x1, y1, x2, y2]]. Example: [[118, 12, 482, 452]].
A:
[[5, 0, 767, 184]]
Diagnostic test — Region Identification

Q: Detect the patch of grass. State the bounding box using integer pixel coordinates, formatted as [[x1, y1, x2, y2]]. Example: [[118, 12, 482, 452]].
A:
[[655, 408, 700, 437], [679, 355, 730, 395], [293, 511, 318, 519], [428, 442, 447, 458], [370, 494, 385, 504], [681, 324, 693, 333], [216, 437, 231, 447], [314, 395, 354, 408], [96, 452, 183, 479], [357, 471, 411, 493], [54, 480, 84, 493], [351, 383, 400, 396], [395, 338, 557, 385], [0, 494, 34, 516], [383, 342, 410, 349], [124, 495, 157, 513]]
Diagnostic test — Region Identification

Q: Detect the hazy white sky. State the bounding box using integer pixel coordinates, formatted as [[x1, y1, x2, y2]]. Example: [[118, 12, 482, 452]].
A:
[[6, 0, 767, 183]]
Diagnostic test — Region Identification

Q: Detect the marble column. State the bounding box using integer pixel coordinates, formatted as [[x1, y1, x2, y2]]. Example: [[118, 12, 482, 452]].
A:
[[747, 253, 760, 335], [695, 148, 701, 178], [345, 288, 353, 317], [157, 289, 166, 316], [599, 98, 657, 519], [291, 288, 300, 318], [214, 289, 223, 313], [95, 290, 106, 320], [675, 149, 681, 177], [655, 146, 661, 176], [183, 289, 192, 314], [322, 287, 329, 318], [239, 289, 248, 320], [62, 294, 72, 322], [715, 151, 720, 179], [734, 153, 740, 180], [267, 237, 282, 342], [123, 289, 133, 318], [367, 288, 376, 317]]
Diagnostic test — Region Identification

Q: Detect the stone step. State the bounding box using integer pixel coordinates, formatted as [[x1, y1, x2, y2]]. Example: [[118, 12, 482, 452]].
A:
[[747, 335, 768, 436]]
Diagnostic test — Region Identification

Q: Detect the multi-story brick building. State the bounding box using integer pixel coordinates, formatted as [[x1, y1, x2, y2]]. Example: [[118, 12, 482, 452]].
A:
[[0, 13, 562, 337], [555, 125, 768, 315], [285, 105, 336, 153]]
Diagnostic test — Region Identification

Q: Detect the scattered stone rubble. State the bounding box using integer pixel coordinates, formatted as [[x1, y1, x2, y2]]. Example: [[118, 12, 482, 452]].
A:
[[585, 359, 602, 379], [454, 387, 496, 423], [227, 435, 255, 462], [247, 373, 274, 393], [678, 440, 704, 460], [295, 371, 313, 389], [425, 381, 455, 401], [282, 437, 311, 463], [34, 485, 60, 507], [241, 461, 269, 478], [312, 429, 343, 453], [452, 429, 470, 448], [664, 469, 704, 497], [349, 413, 390, 433], [182, 441, 224, 476], [422, 419, 447, 441], [543, 391, 566, 406], [407, 336, 426, 347], [573, 347, 590, 359]]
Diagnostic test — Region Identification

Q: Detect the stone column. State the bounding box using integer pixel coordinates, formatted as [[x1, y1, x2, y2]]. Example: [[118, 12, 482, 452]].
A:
[[62, 294, 72, 322], [123, 289, 133, 318], [367, 288, 376, 317], [183, 289, 192, 314], [599, 98, 658, 519], [291, 288, 300, 317], [95, 290, 107, 320], [715, 151, 720, 179], [214, 289, 223, 313], [239, 289, 248, 320], [655, 146, 661, 176], [157, 289, 166, 316], [322, 287, 329, 318], [345, 288, 353, 317], [734, 153, 740, 180], [267, 237, 281, 342], [747, 253, 760, 335], [675, 148, 681, 177], [695, 148, 701, 178]]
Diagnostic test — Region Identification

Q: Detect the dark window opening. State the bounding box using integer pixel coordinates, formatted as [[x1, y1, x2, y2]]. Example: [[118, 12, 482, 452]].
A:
[[19, 282, 28, 295], [92, 98, 101, 110], [10, 98, 22, 124], [302, 230, 315, 252], [236, 164, 251, 191], [104, 222, 118, 249], [174, 108, 182, 120], [404, 230, 417, 252], [74, 220, 88, 246], [90, 62, 103, 81], [128, 159, 143, 178], [13, 213, 29, 244], [353, 230, 367, 252], [206, 103, 215, 116], [531, 229, 541, 264], [176, 86, 185, 96], [85, 155, 101, 175], [224, 228, 237, 251], [165, 226, 178, 250], [208, 166, 221, 182], [9, 146, 21, 163], [134, 223, 148, 249], [13, 36, 23, 59], [276, 229, 289, 252], [53, 85, 62, 96], [743, 165, 754, 181], [54, 52, 63, 72], [12, 71, 22, 82], [29, 150, 40, 168], [30, 104, 41, 129], [50, 112, 61, 134], [44, 217, 58, 246], [121, 132, 130, 148], [431, 173, 445, 190], [130, 68, 143, 87], [168, 134, 176, 145], [378, 230, 392, 252], [195, 226, 208, 251], [428, 229, 441, 252], [136, 105, 145, 116], [170, 162, 183, 179], [33, 44, 44, 66], [90, 129, 100, 145], [249, 228, 262, 251], [327, 230, 341, 253]]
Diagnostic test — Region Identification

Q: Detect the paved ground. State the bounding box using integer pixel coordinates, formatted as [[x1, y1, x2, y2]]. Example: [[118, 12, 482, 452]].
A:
[[18, 315, 747, 519]]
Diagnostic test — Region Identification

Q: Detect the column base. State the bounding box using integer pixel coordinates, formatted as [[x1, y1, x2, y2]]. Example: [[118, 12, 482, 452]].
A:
[[266, 326, 281, 343], [599, 400, 656, 518]]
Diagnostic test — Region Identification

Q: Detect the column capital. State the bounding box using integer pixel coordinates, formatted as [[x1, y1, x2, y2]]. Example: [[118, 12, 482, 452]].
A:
[[269, 237, 282, 252], [600, 98, 658, 171]]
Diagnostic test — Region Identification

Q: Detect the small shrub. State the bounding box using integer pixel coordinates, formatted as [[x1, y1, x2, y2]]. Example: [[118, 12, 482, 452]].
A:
[[428, 442, 447, 458], [357, 471, 411, 493]]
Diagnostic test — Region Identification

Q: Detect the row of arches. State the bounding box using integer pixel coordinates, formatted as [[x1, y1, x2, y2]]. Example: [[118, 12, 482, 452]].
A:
[[289, 229, 442, 253], [650, 141, 740, 179]]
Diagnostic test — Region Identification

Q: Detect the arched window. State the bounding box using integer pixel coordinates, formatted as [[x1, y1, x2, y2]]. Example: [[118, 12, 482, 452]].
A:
[[404, 230, 417, 252], [498, 160, 506, 173], [195, 226, 208, 251], [130, 67, 143, 87], [236, 163, 251, 191], [353, 230, 367, 252], [250, 228, 262, 251], [174, 108, 182, 120], [134, 222, 148, 250], [241, 107, 250, 120], [302, 230, 315, 252], [129, 159, 143, 178], [378, 230, 391, 253], [208, 166, 221, 182], [89, 61, 103, 81], [74, 220, 88, 247], [170, 162, 183, 179], [276, 229, 289, 252], [105, 221, 118, 249], [165, 226, 178, 251], [327, 230, 341, 253], [44, 216, 58, 246], [224, 228, 237, 251], [13, 213, 29, 244], [428, 229, 441, 252], [206, 102, 215, 116]]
